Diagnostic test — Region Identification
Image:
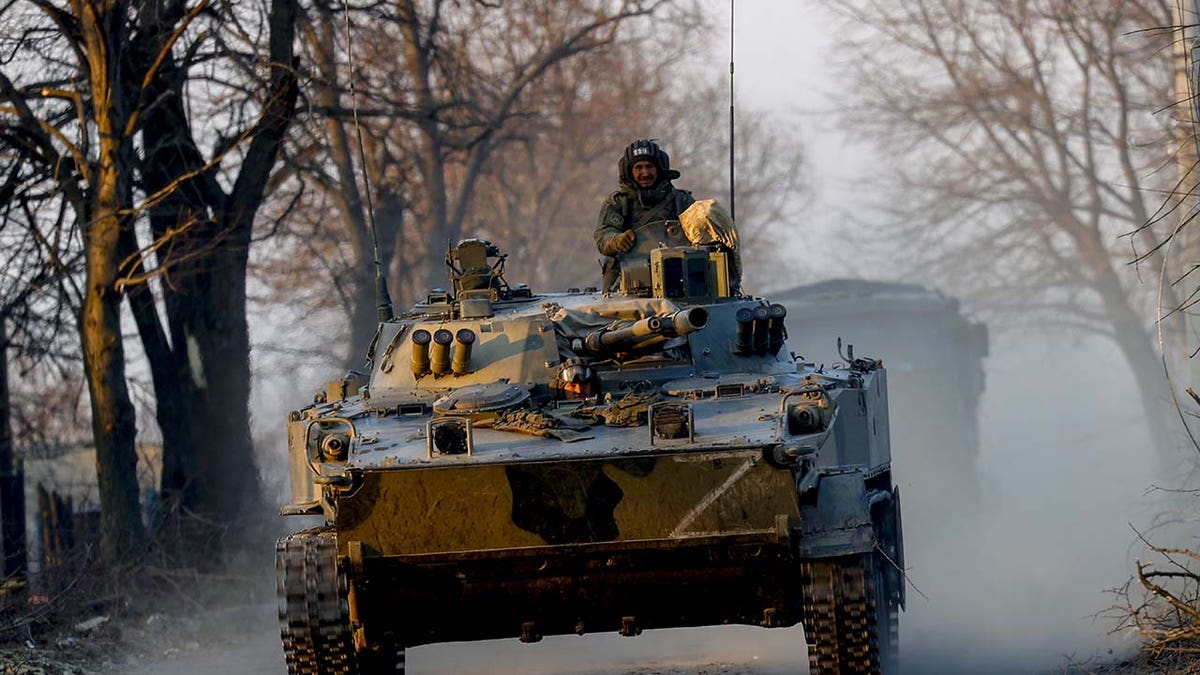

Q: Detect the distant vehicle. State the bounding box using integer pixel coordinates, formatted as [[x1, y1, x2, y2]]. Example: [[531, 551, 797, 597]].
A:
[[773, 279, 988, 505], [277, 239, 905, 674]]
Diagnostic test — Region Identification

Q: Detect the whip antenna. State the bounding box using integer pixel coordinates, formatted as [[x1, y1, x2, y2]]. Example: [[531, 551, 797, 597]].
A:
[[729, 0, 736, 221], [341, 0, 394, 322]]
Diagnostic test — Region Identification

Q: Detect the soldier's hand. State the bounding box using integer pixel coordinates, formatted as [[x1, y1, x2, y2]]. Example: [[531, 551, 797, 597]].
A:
[[612, 230, 636, 253]]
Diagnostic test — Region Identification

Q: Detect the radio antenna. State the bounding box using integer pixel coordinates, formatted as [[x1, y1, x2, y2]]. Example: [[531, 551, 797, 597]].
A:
[[341, 0, 394, 322], [729, 0, 736, 221]]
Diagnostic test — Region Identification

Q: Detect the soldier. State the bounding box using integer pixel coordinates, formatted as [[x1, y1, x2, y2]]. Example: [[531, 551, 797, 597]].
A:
[[594, 139, 695, 290]]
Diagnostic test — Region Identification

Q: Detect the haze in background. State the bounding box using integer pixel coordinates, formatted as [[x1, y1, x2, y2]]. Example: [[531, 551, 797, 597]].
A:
[[711, 0, 865, 284], [897, 332, 1154, 672]]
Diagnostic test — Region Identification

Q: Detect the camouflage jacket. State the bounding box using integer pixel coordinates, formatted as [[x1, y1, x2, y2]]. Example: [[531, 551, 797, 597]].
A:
[[593, 182, 695, 256]]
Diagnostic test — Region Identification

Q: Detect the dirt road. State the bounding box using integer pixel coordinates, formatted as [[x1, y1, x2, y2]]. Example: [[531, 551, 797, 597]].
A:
[[124, 603, 804, 675]]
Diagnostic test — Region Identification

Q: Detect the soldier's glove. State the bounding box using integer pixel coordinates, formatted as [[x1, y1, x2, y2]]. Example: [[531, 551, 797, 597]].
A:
[[611, 230, 637, 253]]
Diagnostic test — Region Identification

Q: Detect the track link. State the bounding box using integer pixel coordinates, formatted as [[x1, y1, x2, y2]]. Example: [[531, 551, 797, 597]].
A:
[[802, 553, 897, 674], [802, 559, 840, 673], [277, 527, 402, 674]]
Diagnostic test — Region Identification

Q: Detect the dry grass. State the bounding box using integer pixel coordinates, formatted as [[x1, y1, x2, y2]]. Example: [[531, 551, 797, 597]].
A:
[[1106, 538, 1200, 673]]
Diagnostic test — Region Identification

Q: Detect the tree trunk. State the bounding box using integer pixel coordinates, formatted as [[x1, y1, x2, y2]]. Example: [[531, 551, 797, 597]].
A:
[[1095, 264, 1181, 463], [181, 248, 262, 523], [79, 4, 146, 563], [117, 226, 192, 537], [396, 0, 451, 291], [131, 0, 217, 549], [347, 193, 404, 370], [190, 0, 298, 529], [0, 316, 26, 580], [81, 160, 144, 563], [312, 23, 378, 370]]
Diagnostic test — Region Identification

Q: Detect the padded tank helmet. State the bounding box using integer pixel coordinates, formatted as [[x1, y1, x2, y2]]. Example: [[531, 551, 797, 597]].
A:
[[619, 138, 681, 187]]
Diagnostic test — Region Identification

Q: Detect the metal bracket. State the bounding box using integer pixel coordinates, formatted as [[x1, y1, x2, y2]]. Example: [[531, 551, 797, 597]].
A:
[[378, 323, 410, 373], [778, 385, 831, 413]]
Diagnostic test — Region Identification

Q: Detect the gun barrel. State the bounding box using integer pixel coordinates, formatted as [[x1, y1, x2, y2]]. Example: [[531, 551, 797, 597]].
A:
[[584, 308, 709, 353]]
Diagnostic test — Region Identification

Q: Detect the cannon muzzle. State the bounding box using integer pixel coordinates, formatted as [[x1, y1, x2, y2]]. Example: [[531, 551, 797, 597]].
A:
[[669, 306, 709, 334]]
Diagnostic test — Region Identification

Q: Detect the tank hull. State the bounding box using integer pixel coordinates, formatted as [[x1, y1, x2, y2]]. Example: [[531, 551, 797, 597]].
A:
[[333, 448, 802, 646], [279, 445, 901, 673]]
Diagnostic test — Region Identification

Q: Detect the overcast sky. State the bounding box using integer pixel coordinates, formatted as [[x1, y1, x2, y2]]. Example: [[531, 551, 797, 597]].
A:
[[700, 0, 874, 279]]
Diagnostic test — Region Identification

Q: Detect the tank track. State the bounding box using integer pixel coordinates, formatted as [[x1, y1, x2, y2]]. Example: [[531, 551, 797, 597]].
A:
[[277, 527, 392, 674], [802, 553, 898, 674]]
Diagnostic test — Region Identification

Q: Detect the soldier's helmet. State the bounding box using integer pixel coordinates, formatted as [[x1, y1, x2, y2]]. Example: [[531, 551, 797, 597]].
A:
[[619, 139, 681, 187], [553, 357, 599, 399]]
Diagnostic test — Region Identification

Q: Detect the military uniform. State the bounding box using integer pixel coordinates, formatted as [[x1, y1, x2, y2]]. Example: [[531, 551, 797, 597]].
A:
[[594, 140, 695, 290], [594, 183, 695, 256]]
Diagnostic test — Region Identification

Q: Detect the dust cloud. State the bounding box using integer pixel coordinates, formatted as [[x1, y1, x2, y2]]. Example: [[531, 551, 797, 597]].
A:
[[895, 328, 1156, 673], [409, 627, 801, 674]]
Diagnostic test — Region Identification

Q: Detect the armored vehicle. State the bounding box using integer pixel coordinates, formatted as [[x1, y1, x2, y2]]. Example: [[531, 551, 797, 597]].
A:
[[276, 239, 905, 674], [774, 279, 988, 511]]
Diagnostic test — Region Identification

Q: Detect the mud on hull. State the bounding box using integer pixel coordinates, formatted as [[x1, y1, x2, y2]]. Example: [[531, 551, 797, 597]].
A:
[[278, 448, 901, 673]]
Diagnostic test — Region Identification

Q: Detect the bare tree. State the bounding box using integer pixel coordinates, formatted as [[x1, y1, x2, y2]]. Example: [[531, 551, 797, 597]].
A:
[[824, 0, 1181, 458], [1104, 525, 1200, 670], [456, 18, 696, 292], [0, 0, 299, 562], [0, 1, 150, 561], [466, 76, 808, 294], [0, 167, 81, 580], [126, 0, 299, 554], [662, 80, 808, 292]]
